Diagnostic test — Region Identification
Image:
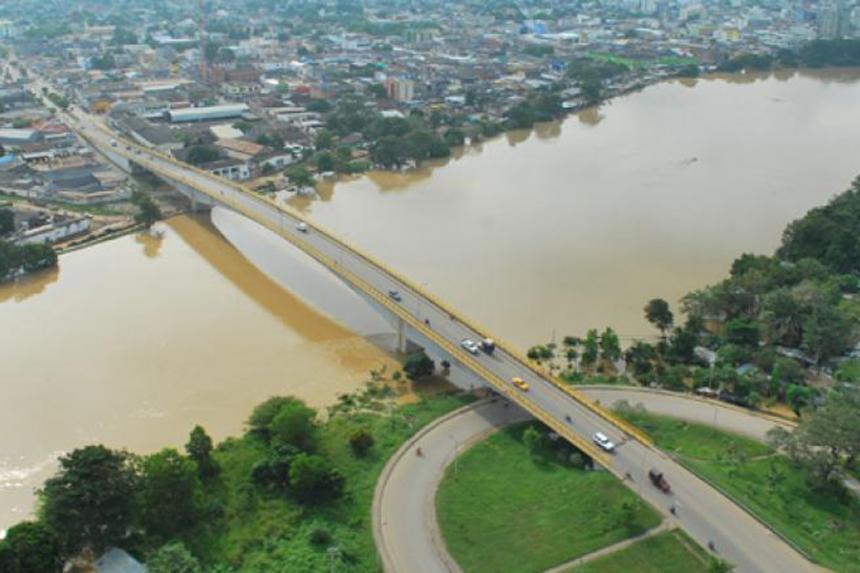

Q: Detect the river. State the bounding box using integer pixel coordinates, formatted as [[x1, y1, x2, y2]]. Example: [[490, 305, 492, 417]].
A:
[[1, 69, 859, 531], [290, 69, 860, 347]]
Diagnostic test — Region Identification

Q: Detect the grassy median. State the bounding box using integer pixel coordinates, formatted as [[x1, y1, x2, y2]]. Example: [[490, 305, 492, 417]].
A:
[[573, 529, 710, 573], [436, 422, 661, 573], [617, 407, 860, 573]]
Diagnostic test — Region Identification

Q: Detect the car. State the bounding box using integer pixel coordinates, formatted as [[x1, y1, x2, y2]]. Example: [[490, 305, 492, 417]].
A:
[[295, 222, 308, 233], [511, 376, 529, 391], [388, 289, 402, 302], [593, 432, 615, 452], [461, 339, 480, 354]]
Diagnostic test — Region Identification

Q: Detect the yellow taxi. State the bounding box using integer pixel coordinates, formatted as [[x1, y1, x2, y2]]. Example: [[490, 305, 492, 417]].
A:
[[512, 377, 529, 391]]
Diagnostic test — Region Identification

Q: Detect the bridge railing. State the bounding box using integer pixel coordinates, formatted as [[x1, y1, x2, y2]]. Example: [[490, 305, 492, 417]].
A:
[[90, 121, 650, 449]]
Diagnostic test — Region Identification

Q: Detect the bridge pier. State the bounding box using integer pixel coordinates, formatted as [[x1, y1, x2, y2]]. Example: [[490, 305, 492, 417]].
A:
[[396, 317, 407, 354]]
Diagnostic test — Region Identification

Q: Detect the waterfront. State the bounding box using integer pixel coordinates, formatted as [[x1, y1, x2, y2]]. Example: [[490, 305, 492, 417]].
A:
[[291, 69, 860, 347], [1, 69, 859, 531], [0, 213, 396, 530]]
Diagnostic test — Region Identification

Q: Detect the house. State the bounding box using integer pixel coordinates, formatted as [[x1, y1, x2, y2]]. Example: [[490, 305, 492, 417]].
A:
[[204, 157, 251, 181], [167, 104, 249, 123]]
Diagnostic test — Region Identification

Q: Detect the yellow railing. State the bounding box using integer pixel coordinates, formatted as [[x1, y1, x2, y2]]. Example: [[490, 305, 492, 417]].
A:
[[89, 121, 649, 450]]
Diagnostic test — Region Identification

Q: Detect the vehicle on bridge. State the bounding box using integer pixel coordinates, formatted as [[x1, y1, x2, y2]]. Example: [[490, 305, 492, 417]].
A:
[[648, 469, 671, 494], [480, 338, 496, 354], [387, 289, 402, 302], [461, 339, 480, 354], [592, 432, 615, 452], [511, 376, 529, 391], [296, 222, 308, 233]]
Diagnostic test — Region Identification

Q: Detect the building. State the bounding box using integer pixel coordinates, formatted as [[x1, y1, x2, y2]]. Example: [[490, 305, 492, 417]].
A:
[[17, 213, 91, 245], [0, 128, 41, 148], [819, 0, 850, 38], [167, 104, 249, 123], [384, 77, 415, 102], [0, 20, 16, 39], [205, 158, 251, 181]]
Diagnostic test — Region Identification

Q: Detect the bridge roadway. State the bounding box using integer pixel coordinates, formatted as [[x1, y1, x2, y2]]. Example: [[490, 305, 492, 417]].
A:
[[72, 112, 815, 573]]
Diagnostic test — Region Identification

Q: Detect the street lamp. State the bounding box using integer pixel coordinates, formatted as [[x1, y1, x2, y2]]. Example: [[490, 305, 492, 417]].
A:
[[327, 546, 340, 573]]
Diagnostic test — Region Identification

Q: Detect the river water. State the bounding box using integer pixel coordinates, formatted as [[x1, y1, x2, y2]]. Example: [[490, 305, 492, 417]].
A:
[[1, 69, 859, 530]]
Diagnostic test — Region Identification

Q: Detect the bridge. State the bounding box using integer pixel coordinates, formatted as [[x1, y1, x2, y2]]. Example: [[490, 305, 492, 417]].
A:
[[70, 110, 815, 573]]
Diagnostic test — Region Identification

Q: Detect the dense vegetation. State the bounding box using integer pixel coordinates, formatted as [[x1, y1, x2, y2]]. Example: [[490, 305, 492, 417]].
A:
[[0, 384, 471, 572], [718, 39, 860, 72], [616, 405, 860, 571], [436, 422, 660, 573], [0, 240, 57, 282], [551, 177, 860, 413]]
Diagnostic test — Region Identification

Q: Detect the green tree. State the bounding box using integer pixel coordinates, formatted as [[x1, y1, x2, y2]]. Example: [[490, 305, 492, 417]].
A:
[[288, 453, 345, 503], [269, 399, 318, 451], [644, 299, 674, 339], [801, 304, 851, 364], [581, 329, 600, 368], [314, 129, 334, 150], [403, 351, 435, 380], [287, 166, 315, 188], [443, 128, 466, 147], [315, 151, 336, 172], [726, 318, 760, 347], [137, 448, 200, 539], [599, 327, 621, 362], [0, 208, 14, 236], [39, 446, 136, 554], [133, 196, 162, 228], [624, 340, 657, 377], [147, 541, 202, 573], [185, 425, 218, 478], [522, 426, 544, 458], [769, 384, 860, 488], [0, 521, 62, 573], [185, 145, 221, 166]]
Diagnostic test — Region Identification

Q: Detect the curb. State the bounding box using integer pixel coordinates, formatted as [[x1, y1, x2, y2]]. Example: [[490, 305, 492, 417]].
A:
[[579, 385, 797, 428]]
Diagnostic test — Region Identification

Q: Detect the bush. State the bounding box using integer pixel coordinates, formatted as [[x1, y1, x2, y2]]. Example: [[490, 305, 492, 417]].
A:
[[309, 527, 332, 546], [403, 351, 434, 380], [348, 428, 375, 457], [289, 454, 345, 504]]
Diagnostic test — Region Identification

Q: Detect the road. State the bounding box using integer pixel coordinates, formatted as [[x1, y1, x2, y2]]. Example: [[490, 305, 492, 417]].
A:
[[373, 389, 819, 573], [51, 101, 818, 572]]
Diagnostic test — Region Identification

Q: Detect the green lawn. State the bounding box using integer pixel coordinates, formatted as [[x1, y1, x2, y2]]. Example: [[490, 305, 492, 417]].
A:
[[183, 387, 473, 572], [618, 409, 860, 573], [573, 529, 710, 573], [436, 423, 661, 573]]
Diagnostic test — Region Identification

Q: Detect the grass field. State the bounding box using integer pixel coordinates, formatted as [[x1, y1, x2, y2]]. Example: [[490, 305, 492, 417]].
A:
[[183, 387, 473, 572], [573, 529, 710, 573], [436, 423, 661, 573], [618, 408, 860, 573]]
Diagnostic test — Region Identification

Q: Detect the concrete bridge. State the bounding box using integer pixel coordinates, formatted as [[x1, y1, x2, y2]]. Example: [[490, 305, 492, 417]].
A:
[[73, 112, 816, 573]]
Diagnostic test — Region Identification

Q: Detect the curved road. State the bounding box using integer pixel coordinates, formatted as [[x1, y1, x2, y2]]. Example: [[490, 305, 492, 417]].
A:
[[373, 388, 820, 573]]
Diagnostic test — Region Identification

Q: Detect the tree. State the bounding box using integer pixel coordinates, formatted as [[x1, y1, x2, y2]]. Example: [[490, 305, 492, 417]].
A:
[[403, 351, 435, 380], [185, 145, 221, 166], [443, 128, 465, 147], [147, 542, 202, 573], [185, 425, 218, 478], [314, 129, 334, 150], [786, 384, 814, 417], [39, 446, 136, 554], [624, 340, 657, 377], [348, 428, 375, 457], [581, 329, 600, 368], [315, 151, 336, 172], [287, 166, 315, 189], [137, 448, 200, 539], [668, 326, 698, 363], [614, 499, 644, 534], [726, 318, 760, 347], [770, 384, 860, 488], [269, 399, 318, 451], [288, 453, 345, 503], [0, 521, 62, 573], [133, 195, 161, 228], [801, 303, 851, 364], [599, 327, 621, 362], [644, 299, 674, 339], [0, 208, 14, 236], [522, 426, 544, 458]]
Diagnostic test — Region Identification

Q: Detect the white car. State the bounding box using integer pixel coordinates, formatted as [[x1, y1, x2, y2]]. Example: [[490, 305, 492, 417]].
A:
[[593, 432, 615, 452], [461, 339, 480, 354], [295, 222, 308, 233]]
